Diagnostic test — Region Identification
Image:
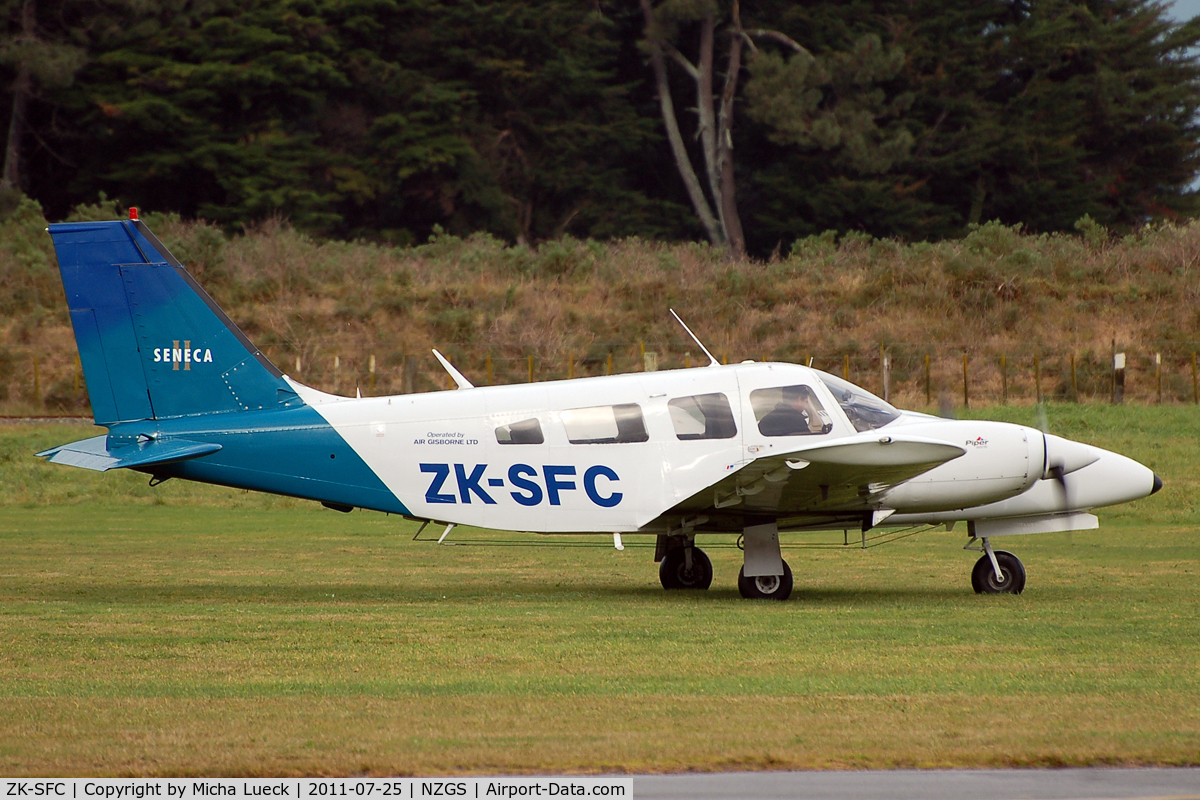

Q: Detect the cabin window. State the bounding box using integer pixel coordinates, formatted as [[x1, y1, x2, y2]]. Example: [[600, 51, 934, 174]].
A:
[[495, 417, 544, 445], [562, 403, 649, 444], [750, 385, 833, 437], [668, 393, 737, 440]]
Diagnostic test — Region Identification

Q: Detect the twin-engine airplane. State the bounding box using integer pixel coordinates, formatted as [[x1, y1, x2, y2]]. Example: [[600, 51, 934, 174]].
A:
[[38, 216, 1162, 600]]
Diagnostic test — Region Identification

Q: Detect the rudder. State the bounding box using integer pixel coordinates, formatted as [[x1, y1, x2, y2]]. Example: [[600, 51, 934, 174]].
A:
[[50, 219, 294, 424]]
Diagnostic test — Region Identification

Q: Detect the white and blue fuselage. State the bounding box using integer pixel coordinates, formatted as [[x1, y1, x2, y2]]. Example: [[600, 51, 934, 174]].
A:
[[37, 218, 1162, 600]]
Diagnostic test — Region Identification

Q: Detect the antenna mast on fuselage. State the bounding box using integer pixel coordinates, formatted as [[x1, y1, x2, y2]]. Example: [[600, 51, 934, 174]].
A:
[[669, 309, 720, 368]]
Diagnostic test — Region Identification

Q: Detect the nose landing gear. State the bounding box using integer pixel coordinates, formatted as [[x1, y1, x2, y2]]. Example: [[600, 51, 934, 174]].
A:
[[967, 535, 1026, 594]]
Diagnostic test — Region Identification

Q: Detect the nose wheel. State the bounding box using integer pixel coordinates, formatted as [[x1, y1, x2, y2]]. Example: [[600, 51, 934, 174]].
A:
[[970, 539, 1026, 594]]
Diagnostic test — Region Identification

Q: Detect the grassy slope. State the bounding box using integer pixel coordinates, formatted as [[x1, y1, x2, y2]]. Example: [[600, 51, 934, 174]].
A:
[[4, 195, 1200, 412], [1, 408, 1197, 775]]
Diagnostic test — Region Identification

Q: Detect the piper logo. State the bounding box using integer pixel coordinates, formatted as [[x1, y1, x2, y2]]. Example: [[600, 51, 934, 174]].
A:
[[965, 436, 989, 448], [153, 340, 213, 371]]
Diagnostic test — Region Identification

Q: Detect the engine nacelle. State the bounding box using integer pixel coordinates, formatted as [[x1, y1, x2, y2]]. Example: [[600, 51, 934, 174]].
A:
[[880, 420, 1042, 513]]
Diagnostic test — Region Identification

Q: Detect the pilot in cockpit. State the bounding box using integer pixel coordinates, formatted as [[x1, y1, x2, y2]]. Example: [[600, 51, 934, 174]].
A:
[[758, 385, 828, 436]]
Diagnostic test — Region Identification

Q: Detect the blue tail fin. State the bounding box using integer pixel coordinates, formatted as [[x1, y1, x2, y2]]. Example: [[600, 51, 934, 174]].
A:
[[49, 219, 295, 425]]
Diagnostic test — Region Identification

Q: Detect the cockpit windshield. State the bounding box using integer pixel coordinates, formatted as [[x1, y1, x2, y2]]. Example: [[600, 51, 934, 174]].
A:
[[815, 370, 901, 432]]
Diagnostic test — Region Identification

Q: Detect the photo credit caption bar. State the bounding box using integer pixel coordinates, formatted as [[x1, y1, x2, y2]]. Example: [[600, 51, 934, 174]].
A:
[[1, 780, 633, 800]]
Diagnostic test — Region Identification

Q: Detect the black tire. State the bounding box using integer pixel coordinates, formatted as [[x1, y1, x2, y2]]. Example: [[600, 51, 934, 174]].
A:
[[659, 547, 714, 590], [737, 560, 793, 600], [971, 551, 1026, 594]]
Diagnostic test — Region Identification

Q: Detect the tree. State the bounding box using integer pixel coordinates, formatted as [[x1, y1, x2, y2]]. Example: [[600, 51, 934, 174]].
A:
[[0, 0, 86, 197], [882, 0, 1200, 233], [737, 0, 1200, 247], [638, 0, 913, 256], [7, 0, 1200, 246], [28, 0, 677, 242], [352, 1, 673, 243]]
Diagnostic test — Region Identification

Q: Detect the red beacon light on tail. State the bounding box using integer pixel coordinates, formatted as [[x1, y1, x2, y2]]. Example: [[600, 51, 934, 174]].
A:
[[128, 207, 139, 221]]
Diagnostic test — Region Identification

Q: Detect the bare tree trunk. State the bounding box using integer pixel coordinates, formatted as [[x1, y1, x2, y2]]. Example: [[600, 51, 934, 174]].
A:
[[1, 0, 34, 194], [2, 80, 29, 192], [716, 2, 746, 258], [639, 0, 725, 247], [696, 17, 721, 215]]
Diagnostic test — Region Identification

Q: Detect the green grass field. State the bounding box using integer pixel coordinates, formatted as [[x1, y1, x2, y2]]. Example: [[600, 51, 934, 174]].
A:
[[1, 406, 1198, 776]]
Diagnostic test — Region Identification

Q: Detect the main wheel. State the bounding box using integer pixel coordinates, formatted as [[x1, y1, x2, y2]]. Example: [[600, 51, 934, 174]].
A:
[[971, 551, 1026, 594], [737, 560, 793, 600], [659, 547, 714, 590]]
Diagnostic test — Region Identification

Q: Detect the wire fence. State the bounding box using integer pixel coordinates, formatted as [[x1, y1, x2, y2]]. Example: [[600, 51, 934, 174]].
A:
[[9, 340, 1200, 414]]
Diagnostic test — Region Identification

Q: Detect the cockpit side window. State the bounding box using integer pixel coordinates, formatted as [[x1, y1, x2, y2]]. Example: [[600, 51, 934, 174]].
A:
[[668, 393, 737, 440], [562, 403, 649, 444], [750, 385, 833, 437], [815, 371, 901, 432], [496, 417, 544, 445]]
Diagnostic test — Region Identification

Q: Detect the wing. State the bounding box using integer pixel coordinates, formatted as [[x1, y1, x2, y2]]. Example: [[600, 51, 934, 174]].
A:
[[653, 432, 966, 530]]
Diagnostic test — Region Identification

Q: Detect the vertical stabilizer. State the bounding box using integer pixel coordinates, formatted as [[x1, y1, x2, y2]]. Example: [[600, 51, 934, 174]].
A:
[[49, 219, 294, 424]]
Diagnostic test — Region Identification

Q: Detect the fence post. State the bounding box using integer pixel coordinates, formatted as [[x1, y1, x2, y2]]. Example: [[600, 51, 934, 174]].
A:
[[639, 341, 646, 371], [962, 352, 969, 409], [878, 345, 888, 402], [1000, 353, 1008, 405], [528, 354, 535, 383], [1193, 353, 1197, 405], [843, 353, 850, 381], [924, 354, 931, 406], [368, 354, 376, 394], [1113, 351, 1125, 405], [568, 353, 575, 380], [1156, 352, 1162, 404], [607, 353, 613, 375]]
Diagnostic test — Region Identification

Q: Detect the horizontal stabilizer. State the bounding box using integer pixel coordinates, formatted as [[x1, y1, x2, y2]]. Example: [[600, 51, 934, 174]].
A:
[[37, 435, 222, 472]]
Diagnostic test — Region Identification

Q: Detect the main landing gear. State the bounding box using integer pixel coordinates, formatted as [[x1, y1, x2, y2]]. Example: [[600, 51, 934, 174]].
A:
[[968, 535, 1026, 594], [737, 561, 793, 600], [655, 522, 794, 600], [657, 540, 714, 590], [737, 521, 792, 600]]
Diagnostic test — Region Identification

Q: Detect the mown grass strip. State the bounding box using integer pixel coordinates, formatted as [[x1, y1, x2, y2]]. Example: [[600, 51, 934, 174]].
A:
[[0, 410, 1197, 774]]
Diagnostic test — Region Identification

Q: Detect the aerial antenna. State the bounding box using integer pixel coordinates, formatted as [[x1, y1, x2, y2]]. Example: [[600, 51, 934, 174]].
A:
[[670, 309, 720, 367], [432, 349, 475, 389]]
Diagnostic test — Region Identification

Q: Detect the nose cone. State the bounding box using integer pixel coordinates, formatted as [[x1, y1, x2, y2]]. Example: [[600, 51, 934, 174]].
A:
[[1061, 448, 1161, 510]]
